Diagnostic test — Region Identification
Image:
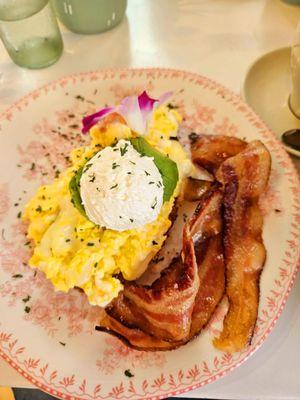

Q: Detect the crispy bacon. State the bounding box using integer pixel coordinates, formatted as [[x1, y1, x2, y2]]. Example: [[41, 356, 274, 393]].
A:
[[97, 135, 271, 354], [98, 187, 225, 350], [106, 222, 199, 342], [139, 180, 212, 286], [191, 134, 247, 175], [189, 234, 225, 338], [214, 140, 271, 352], [183, 178, 212, 202], [97, 314, 177, 351], [99, 238, 225, 351]]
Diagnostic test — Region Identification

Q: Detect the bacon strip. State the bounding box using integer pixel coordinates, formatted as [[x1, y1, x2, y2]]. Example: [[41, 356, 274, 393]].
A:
[[97, 136, 271, 353], [183, 178, 212, 202], [189, 234, 225, 338], [214, 141, 271, 352], [98, 187, 225, 350], [99, 237, 225, 351], [107, 223, 199, 342], [108, 225, 199, 341], [191, 134, 247, 175], [97, 314, 177, 351]]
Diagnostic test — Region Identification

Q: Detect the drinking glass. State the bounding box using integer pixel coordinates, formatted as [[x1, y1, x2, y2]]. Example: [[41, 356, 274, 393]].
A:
[[52, 0, 127, 35], [0, 0, 63, 69]]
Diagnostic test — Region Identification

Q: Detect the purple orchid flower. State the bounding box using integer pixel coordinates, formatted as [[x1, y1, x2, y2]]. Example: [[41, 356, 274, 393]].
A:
[[82, 106, 114, 134], [81, 91, 172, 135]]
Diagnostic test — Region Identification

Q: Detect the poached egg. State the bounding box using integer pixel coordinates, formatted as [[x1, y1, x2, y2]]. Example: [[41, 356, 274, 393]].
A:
[[80, 140, 164, 231]]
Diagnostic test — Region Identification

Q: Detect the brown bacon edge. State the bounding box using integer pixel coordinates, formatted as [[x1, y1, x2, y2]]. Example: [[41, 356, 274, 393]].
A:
[[96, 136, 271, 354], [191, 134, 247, 175], [97, 187, 225, 350], [213, 140, 271, 352]]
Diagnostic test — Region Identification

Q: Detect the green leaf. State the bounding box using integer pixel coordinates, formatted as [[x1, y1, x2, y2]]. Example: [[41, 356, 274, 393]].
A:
[[129, 137, 179, 202], [69, 164, 88, 218]]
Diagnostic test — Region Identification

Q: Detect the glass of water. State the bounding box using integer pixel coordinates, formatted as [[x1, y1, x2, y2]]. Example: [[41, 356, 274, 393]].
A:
[[0, 0, 63, 69]]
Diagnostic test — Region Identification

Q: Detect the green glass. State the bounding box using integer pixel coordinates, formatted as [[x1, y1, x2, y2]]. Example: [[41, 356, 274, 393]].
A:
[[52, 0, 127, 34], [0, 0, 63, 69]]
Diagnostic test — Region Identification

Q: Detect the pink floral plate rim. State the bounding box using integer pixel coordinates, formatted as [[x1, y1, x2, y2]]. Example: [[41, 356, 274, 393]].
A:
[[0, 67, 299, 400]]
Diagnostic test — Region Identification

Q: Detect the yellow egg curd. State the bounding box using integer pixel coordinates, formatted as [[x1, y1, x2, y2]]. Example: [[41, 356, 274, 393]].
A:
[[23, 106, 193, 306]]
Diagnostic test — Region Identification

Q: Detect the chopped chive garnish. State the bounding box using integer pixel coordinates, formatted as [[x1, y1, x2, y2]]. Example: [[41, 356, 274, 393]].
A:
[[83, 163, 92, 173], [89, 174, 96, 183], [120, 142, 129, 156], [124, 369, 134, 378], [112, 162, 120, 170], [151, 197, 158, 210], [167, 103, 177, 109]]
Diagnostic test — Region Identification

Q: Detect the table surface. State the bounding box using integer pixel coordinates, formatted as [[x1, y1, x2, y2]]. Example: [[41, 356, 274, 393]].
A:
[[0, 0, 299, 399]]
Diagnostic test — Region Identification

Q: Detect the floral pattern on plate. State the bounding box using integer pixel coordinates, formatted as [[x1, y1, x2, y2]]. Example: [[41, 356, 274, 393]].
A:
[[0, 68, 298, 400]]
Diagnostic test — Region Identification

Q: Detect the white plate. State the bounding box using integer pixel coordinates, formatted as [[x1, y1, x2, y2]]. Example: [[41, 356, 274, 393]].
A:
[[242, 47, 300, 157], [0, 69, 299, 400]]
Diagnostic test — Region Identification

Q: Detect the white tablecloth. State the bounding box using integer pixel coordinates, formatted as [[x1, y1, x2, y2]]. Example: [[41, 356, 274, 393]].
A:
[[0, 0, 299, 398]]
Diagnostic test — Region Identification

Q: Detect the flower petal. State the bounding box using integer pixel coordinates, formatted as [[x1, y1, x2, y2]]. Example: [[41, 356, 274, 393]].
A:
[[81, 91, 173, 135], [82, 107, 115, 134], [118, 95, 146, 134], [138, 91, 158, 113]]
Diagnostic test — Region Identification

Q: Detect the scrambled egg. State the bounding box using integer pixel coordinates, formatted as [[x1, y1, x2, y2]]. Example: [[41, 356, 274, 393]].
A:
[[23, 106, 193, 306]]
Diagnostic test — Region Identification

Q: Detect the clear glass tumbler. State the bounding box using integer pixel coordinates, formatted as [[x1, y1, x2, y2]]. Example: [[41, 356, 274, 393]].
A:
[[0, 0, 63, 69], [52, 0, 127, 35]]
